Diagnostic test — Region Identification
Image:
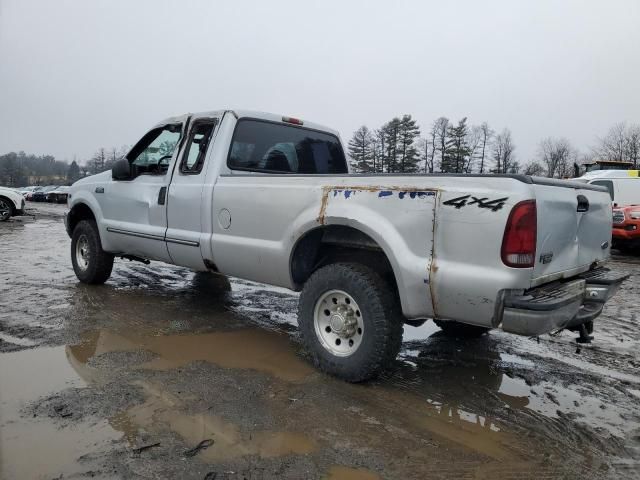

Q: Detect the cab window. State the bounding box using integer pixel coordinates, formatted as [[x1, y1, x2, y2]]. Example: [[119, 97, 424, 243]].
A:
[[227, 119, 347, 174], [591, 180, 614, 200], [128, 124, 182, 175], [180, 120, 216, 174]]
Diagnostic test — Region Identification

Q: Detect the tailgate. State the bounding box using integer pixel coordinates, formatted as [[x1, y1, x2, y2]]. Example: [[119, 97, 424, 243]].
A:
[[531, 180, 612, 284]]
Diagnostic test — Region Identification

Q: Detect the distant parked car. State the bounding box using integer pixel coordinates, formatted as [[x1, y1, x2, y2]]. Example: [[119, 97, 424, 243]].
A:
[[32, 186, 59, 202], [47, 186, 71, 203], [0, 186, 26, 221], [25, 186, 43, 201]]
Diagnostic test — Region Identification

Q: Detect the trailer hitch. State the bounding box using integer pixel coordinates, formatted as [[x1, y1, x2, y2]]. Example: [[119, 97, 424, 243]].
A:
[[575, 323, 594, 344]]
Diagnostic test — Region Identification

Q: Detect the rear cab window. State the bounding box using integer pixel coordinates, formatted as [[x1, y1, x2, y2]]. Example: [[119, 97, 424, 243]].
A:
[[227, 119, 348, 174]]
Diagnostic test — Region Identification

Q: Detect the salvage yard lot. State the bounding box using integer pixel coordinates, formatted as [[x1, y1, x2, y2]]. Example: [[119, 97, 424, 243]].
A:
[[1, 202, 639, 479]]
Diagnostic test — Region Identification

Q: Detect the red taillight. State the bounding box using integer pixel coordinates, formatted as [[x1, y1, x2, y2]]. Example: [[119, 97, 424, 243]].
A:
[[501, 200, 537, 268], [282, 116, 303, 125]]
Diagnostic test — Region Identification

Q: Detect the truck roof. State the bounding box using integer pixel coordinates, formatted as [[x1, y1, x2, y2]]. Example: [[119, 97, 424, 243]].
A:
[[155, 110, 341, 138]]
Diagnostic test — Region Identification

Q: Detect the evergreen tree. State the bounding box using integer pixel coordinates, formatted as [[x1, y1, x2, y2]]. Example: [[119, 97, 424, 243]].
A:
[[397, 114, 421, 173], [373, 128, 385, 173], [445, 118, 471, 173], [381, 118, 401, 172], [347, 126, 373, 172], [67, 160, 81, 183]]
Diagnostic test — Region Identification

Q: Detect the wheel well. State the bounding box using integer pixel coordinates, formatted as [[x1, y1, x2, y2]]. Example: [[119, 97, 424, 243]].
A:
[[0, 195, 15, 211], [67, 203, 96, 235], [290, 225, 397, 291]]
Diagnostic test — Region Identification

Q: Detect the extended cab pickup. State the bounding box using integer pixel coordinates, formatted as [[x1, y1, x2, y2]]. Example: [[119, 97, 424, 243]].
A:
[[65, 110, 627, 381]]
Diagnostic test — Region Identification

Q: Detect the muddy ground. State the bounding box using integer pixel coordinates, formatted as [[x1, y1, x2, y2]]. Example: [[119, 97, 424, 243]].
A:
[[1, 202, 639, 480]]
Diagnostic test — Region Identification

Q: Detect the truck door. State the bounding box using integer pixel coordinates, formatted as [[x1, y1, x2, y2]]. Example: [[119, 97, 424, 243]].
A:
[[165, 115, 219, 269], [101, 118, 186, 262]]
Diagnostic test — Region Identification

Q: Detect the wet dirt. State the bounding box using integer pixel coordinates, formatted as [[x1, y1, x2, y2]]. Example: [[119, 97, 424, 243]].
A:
[[1, 202, 640, 479]]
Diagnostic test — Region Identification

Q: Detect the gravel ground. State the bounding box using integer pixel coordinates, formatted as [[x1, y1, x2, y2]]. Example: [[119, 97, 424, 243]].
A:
[[1, 202, 639, 480]]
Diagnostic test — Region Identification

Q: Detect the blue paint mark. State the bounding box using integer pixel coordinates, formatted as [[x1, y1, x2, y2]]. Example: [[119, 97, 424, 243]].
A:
[[344, 190, 353, 199], [378, 191, 393, 197], [333, 190, 340, 197], [398, 191, 407, 199]]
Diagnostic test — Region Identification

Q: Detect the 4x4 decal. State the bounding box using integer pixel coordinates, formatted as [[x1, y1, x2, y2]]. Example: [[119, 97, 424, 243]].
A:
[[443, 195, 508, 212]]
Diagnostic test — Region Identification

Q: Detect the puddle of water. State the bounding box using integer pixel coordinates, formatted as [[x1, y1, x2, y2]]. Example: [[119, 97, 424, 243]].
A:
[[324, 465, 381, 480], [0, 346, 84, 410], [0, 346, 119, 480], [111, 380, 316, 461], [69, 327, 314, 382]]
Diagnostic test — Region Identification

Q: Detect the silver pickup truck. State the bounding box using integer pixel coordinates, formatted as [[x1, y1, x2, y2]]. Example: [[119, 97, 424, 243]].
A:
[[65, 110, 626, 381]]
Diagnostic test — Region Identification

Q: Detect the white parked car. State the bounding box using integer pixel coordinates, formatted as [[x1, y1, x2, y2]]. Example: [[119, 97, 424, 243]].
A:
[[0, 186, 27, 222], [65, 110, 627, 381], [575, 170, 640, 206]]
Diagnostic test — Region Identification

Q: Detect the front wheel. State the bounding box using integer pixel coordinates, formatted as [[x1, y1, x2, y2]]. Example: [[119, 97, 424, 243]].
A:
[[0, 197, 13, 222], [298, 263, 404, 382], [71, 220, 114, 284]]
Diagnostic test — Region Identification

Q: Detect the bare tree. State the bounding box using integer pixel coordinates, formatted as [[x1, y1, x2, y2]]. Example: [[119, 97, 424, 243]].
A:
[[538, 137, 576, 178], [626, 125, 640, 168], [90, 148, 107, 174], [593, 122, 640, 167], [523, 161, 545, 176], [416, 137, 430, 173], [431, 117, 449, 172], [492, 129, 516, 174], [477, 122, 493, 173], [465, 126, 483, 173]]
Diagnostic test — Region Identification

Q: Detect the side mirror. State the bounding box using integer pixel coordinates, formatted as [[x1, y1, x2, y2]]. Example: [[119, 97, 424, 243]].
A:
[[112, 159, 132, 181]]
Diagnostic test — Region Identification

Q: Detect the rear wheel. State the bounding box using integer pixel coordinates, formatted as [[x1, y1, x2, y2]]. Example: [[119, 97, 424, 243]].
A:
[[0, 197, 13, 222], [434, 320, 490, 338], [71, 220, 114, 284], [298, 263, 403, 382]]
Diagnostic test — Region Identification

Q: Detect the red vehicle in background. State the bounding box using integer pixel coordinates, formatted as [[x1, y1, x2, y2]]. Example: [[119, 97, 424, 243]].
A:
[[575, 170, 640, 254], [612, 206, 640, 253]]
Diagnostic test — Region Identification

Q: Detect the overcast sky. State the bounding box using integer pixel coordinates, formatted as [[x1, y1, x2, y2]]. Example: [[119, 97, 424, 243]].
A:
[[1, 0, 639, 165]]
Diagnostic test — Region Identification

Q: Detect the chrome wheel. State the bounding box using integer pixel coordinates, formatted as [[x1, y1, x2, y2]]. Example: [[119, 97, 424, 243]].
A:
[[75, 234, 90, 271], [0, 199, 11, 221], [313, 289, 364, 357]]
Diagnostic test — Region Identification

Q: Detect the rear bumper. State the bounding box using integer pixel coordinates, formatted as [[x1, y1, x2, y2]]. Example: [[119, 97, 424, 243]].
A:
[[501, 268, 627, 336]]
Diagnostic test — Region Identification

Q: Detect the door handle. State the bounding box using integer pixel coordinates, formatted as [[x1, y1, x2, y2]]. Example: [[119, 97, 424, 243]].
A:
[[158, 186, 167, 205], [577, 195, 589, 212]]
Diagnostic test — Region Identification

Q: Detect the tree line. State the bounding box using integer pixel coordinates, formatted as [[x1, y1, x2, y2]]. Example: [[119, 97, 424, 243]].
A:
[[348, 115, 516, 175], [348, 116, 640, 177], [2, 119, 639, 187], [0, 146, 128, 187]]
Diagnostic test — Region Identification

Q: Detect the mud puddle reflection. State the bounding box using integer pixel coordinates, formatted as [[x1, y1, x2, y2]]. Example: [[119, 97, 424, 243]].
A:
[[69, 327, 314, 382], [112, 381, 316, 462]]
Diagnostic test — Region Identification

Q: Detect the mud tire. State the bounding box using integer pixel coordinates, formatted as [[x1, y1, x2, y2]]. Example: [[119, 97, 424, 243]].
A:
[[71, 220, 114, 284], [0, 197, 14, 222], [298, 262, 404, 382], [434, 320, 490, 338]]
